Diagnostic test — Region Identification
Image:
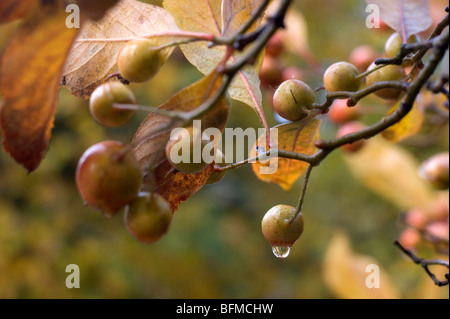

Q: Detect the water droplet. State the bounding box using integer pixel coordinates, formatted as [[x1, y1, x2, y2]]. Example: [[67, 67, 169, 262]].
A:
[[272, 246, 290, 258]]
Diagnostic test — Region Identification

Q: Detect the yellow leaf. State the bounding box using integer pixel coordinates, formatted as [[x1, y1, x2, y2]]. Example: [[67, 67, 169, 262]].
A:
[[382, 100, 424, 143], [164, 0, 264, 115], [344, 137, 435, 210], [250, 119, 321, 191], [323, 231, 400, 299]]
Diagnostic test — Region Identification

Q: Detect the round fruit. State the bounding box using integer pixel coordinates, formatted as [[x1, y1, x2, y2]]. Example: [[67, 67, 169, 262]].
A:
[[266, 32, 284, 58], [365, 62, 406, 100], [259, 55, 283, 87], [427, 193, 449, 222], [419, 152, 449, 190], [261, 205, 304, 247], [76, 141, 143, 217], [78, 0, 119, 20], [207, 149, 227, 185], [384, 32, 421, 62], [272, 79, 316, 122], [323, 62, 362, 92], [425, 221, 449, 240], [165, 127, 211, 174], [89, 82, 136, 127], [336, 121, 366, 153], [404, 208, 428, 229], [117, 38, 165, 83], [349, 45, 380, 72], [328, 99, 360, 124], [124, 192, 173, 244], [398, 228, 421, 249]]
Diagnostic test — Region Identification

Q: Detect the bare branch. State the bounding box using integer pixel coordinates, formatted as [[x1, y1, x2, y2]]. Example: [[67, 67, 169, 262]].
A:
[[394, 240, 449, 287]]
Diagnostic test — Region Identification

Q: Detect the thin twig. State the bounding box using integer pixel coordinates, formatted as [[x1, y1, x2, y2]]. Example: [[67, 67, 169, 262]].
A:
[[292, 164, 313, 221], [394, 240, 449, 287]]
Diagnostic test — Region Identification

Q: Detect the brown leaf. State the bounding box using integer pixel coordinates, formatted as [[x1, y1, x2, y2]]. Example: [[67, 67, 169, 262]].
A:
[[63, 0, 180, 99], [164, 0, 264, 118], [132, 71, 229, 211], [250, 119, 321, 191], [0, 4, 78, 172], [0, 0, 38, 23]]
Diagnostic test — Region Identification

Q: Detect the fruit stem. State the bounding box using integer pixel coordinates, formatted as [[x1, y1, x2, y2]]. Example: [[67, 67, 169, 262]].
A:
[[292, 164, 313, 222], [354, 64, 385, 80]]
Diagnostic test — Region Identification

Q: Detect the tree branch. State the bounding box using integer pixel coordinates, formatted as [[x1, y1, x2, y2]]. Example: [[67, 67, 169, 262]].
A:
[[394, 240, 449, 287]]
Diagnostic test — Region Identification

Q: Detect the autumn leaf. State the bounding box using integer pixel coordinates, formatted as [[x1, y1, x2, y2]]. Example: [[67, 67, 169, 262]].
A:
[[343, 136, 435, 210], [132, 71, 229, 211], [0, 3, 79, 172], [382, 99, 424, 143], [250, 119, 321, 191], [323, 231, 400, 299], [164, 0, 265, 122], [63, 0, 180, 99], [0, 0, 38, 23], [365, 0, 432, 40]]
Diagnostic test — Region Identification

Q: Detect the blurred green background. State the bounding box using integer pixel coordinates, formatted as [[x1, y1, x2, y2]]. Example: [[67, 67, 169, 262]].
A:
[[0, 0, 448, 298]]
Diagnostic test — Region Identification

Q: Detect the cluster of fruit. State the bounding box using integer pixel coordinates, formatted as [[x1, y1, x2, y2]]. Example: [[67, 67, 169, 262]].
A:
[[77, 39, 172, 244], [257, 31, 442, 255], [77, 27, 445, 256], [77, 38, 230, 244], [76, 140, 173, 244], [262, 31, 423, 155], [399, 152, 449, 249]]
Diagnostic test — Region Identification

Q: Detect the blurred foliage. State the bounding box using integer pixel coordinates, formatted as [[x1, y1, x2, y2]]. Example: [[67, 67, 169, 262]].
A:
[[0, 0, 448, 298]]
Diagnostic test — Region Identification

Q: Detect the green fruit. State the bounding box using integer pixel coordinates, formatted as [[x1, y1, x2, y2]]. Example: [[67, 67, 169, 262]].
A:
[[323, 62, 362, 92], [165, 127, 211, 174], [125, 192, 173, 244], [89, 82, 136, 127], [117, 38, 165, 83], [419, 152, 449, 190], [385, 32, 421, 65], [207, 149, 227, 184], [365, 62, 406, 100], [273, 79, 315, 121], [76, 141, 143, 217], [261, 205, 304, 247]]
